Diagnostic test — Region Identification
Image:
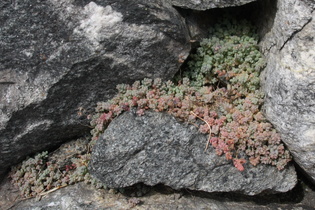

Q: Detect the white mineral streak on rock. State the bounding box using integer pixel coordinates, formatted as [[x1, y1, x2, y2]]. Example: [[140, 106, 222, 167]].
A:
[[0, 0, 189, 179], [13, 120, 53, 143], [75, 2, 123, 48]]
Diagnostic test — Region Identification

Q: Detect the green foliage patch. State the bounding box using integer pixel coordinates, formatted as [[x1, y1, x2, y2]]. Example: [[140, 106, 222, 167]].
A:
[[178, 19, 265, 92]]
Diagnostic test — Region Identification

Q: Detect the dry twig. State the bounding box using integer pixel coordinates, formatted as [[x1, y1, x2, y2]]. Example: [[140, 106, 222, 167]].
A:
[[190, 111, 212, 151], [39, 184, 68, 198]]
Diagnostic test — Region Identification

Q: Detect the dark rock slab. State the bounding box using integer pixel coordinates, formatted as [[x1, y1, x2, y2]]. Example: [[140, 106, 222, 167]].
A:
[[89, 110, 297, 195], [2, 179, 315, 210], [171, 0, 257, 10], [0, 0, 190, 179]]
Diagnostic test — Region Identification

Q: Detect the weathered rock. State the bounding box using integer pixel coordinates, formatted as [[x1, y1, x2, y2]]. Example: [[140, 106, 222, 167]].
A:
[[171, 0, 257, 10], [2, 177, 315, 210], [0, 0, 190, 178], [260, 0, 315, 183], [89, 110, 297, 195]]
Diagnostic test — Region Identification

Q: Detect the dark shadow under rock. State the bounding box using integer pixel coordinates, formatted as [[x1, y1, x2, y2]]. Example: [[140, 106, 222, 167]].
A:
[[89, 110, 297, 196]]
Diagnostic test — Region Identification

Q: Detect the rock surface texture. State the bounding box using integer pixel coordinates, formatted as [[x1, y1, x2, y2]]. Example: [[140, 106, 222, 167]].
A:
[[0, 0, 189, 178], [260, 0, 315, 183], [171, 0, 257, 10], [1, 0, 315, 208], [89, 110, 297, 195], [2, 178, 314, 210]]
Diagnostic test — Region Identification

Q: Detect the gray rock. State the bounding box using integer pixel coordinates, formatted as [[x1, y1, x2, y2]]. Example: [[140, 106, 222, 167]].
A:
[[260, 0, 315, 183], [2, 178, 314, 210], [171, 0, 257, 10], [89, 110, 297, 195], [0, 0, 190, 178]]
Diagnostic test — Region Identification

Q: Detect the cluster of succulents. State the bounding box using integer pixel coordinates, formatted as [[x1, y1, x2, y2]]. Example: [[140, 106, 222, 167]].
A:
[[178, 18, 265, 92], [90, 18, 291, 171], [9, 18, 292, 198], [9, 138, 104, 198]]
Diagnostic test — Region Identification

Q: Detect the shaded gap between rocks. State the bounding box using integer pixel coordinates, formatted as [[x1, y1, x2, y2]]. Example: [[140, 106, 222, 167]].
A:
[[172, 0, 277, 79], [117, 181, 305, 205]]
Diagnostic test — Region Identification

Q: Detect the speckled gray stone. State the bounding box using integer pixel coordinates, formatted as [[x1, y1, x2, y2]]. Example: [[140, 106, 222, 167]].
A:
[[2, 178, 314, 210], [89, 110, 297, 195], [260, 0, 315, 183], [0, 0, 190, 179]]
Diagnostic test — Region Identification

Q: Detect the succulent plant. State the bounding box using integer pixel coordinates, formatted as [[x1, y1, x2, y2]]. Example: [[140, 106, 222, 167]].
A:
[[10, 18, 292, 198], [90, 18, 291, 171], [9, 137, 105, 198]]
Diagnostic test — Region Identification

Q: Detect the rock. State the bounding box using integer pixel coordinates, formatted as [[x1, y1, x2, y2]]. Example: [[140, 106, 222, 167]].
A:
[[260, 0, 315, 183], [171, 0, 257, 10], [0, 0, 190, 179], [89, 110, 297, 195], [2, 177, 315, 210]]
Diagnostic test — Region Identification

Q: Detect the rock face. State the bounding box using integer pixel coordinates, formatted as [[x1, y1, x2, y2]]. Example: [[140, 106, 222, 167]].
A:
[[89, 110, 297, 195], [2, 177, 314, 210], [260, 0, 315, 183], [1, 0, 314, 199], [171, 0, 257, 10], [0, 0, 190, 178]]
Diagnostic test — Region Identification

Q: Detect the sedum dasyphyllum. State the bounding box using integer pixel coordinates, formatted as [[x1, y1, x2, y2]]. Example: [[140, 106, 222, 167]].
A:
[[90, 18, 291, 172]]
